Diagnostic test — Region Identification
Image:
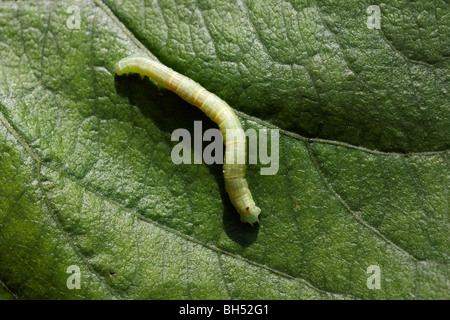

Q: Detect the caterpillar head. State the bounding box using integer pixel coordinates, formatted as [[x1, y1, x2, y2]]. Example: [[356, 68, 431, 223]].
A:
[[240, 205, 261, 225]]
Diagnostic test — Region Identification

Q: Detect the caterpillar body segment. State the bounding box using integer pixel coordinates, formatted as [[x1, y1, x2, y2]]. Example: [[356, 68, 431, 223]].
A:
[[115, 56, 261, 224]]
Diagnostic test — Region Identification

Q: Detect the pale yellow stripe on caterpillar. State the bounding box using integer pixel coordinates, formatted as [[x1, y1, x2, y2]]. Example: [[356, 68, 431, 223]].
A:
[[191, 87, 207, 105], [213, 106, 231, 123], [225, 174, 246, 179], [165, 71, 179, 91], [227, 185, 249, 198], [225, 140, 246, 146], [115, 55, 261, 225]]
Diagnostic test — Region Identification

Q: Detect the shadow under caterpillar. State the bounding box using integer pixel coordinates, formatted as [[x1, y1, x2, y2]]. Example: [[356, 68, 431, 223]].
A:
[[115, 55, 261, 224]]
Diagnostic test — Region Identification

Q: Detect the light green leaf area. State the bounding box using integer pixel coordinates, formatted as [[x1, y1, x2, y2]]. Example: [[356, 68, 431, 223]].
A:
[[0, 0, 448, 299]]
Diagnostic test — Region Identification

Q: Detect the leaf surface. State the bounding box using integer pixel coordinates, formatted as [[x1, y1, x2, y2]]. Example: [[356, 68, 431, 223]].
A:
[[0, 0, 448, 299]]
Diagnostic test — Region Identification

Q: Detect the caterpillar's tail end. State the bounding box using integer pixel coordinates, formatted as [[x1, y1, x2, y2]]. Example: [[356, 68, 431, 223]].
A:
[[240, 206, 261, 226], [114, 61, 124, 76]]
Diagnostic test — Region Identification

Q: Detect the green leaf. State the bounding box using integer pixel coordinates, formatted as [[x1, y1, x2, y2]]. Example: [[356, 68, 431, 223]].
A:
[[0, 0, 448, 299]]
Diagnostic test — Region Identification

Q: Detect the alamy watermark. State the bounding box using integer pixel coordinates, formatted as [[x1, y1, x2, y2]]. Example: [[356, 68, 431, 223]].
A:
[[366, 265, 381, 290], [366, 5, 381, 30], [171, 121, 279, 175], [66, 5, 81, 30], [66, 265, 81, 289]]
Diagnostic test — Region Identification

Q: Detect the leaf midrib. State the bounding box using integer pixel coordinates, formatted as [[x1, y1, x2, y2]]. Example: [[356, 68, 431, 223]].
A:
[[3, 98, 446, 299], [95, 0, 448, 155], [0, 109, 355, 299], [1, 0, 447, 299]]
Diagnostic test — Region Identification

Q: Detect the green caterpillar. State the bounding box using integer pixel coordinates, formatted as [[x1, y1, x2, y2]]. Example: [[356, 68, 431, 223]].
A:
[[115, 55, 261, 224]]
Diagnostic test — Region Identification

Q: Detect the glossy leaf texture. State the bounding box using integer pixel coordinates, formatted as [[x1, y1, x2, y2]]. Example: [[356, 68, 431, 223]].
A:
[[0, 0, 448, 299]]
